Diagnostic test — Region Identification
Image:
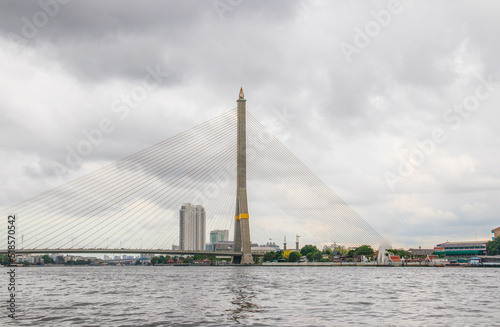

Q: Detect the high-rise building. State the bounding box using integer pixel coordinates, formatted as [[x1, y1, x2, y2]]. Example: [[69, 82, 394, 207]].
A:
[[179, 203, 206, 251], [210, 229, 229, 243], [492, 226, 500, 239]]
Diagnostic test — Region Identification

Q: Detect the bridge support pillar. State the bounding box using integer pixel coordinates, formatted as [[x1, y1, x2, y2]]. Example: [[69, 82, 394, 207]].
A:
[[233, 88, 253, 265]]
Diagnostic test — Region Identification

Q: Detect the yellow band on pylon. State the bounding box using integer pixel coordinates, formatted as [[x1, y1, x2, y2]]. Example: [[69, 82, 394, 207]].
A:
[[235, 215, 240, 221], [239, 213, 249, 219]]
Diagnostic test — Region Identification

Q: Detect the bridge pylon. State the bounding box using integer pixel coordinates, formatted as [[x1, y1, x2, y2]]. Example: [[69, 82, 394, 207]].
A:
[[232, 87, 253, 264]]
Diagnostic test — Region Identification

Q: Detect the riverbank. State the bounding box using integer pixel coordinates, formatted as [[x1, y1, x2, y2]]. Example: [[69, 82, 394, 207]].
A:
[[262, 262, 500, 267], [2, 262, 500, 268]]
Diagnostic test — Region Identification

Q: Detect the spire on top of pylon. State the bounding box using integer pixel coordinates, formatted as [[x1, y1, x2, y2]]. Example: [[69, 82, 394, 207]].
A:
[[239, 87, 244, 99]]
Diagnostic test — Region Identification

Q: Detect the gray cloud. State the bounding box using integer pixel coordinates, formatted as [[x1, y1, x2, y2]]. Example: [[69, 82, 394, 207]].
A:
[[1, 0, 500, 248]]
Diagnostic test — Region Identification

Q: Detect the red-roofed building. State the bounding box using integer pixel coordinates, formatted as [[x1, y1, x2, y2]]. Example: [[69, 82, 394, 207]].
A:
[[388, 256, 402, 264], [424, 255, 439, 262]]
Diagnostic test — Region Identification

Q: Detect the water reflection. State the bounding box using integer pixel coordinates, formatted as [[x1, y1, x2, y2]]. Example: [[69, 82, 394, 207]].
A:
[[226, 268, 262, 324]]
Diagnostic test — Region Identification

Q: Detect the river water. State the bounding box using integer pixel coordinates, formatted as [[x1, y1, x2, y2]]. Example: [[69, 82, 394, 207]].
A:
[[2, 266, 499, 326]]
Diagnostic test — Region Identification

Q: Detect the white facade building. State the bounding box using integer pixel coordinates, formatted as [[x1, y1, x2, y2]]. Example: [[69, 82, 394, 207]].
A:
[[179, 203, 206, 251]]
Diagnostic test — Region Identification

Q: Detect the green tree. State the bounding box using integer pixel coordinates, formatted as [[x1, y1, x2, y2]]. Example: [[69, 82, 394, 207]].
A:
[[355, 245, 375, 256], [487, 237, 500, 255], [274, 250, 283, 260], [263, 251, 276, 262], [322, 247, 333, 255], [193, 254, 207, 261], [151, 256, 159, 265], [306, 252, 314, 262], [400, 250, 411, 258], [42, 255, 54, 264], [288, 251, 302, 262], [301, 245, 319, 257], [333, 245, 349, 256], [387, 249, 411, 259], [346, 250, 355, 257], [0, 254, 10, 265], [313, 251, 323, 262]]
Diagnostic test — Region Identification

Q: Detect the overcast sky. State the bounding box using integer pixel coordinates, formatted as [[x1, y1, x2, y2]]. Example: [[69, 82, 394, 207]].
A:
[[1, 0, 500, 249]]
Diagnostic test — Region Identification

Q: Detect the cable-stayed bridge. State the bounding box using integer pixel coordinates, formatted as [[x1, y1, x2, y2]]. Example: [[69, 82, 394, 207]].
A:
[[0, 89, 383, 263]]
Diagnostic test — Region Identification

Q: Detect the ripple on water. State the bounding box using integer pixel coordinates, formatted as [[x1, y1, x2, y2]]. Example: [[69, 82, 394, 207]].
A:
[[5, 266, 500, 326]]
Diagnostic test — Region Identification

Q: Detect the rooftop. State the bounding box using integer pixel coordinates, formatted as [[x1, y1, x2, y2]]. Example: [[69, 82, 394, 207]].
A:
[[437, 241, 488, 245], [251, 247, 277, 252], [389, 256, 401, 263], [408, 248, 435, 256]]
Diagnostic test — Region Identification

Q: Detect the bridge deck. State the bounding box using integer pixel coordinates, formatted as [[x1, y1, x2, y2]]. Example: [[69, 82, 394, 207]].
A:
[[0, 249, 247, 257]]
